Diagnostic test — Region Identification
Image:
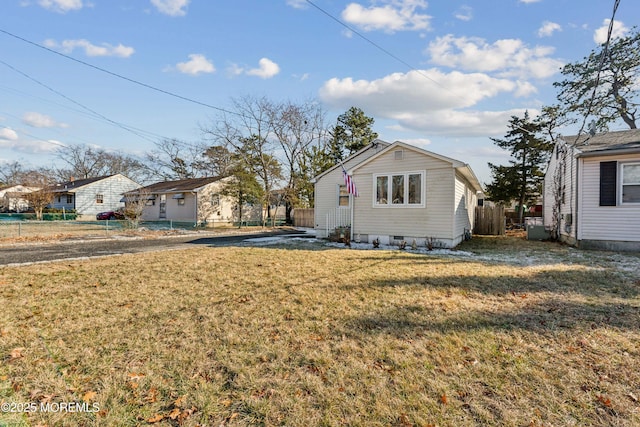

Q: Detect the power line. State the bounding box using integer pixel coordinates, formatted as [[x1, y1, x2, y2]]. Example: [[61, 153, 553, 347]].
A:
[[0, 58, 159, 144], [304, 0, 462, 100], [0, 27, 241, 117], [573, 0, 621, 144]]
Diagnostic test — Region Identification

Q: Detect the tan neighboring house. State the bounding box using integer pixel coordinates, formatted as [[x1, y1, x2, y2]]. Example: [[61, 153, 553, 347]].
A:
[[124, 177, 261, 226], [50, 174, 141, 219], [314, 140, 484, 248], [543, 129, 640, 251], [0, 185, 40, 212]]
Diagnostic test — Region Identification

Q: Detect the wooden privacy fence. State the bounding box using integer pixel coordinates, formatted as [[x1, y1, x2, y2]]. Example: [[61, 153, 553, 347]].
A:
[[293, 208, 314, 228], [474, 206, 505, 235]]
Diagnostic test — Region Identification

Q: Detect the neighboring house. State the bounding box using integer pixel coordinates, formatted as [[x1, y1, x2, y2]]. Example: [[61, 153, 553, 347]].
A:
[[123, 176, 261, 226], [0, 185, 39, 212], [50, 174, 141, 219], [314, 140, 484, 248], [543, 129, 640, 251]]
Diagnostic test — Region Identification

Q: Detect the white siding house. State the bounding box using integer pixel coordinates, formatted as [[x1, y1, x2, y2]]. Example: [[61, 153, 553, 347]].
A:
[[0, 185, 39, 212], [124, 177, 262, 226], [314, 141, 483, 248], [50, 174, 141, 219], [543, 129, 640, 250]]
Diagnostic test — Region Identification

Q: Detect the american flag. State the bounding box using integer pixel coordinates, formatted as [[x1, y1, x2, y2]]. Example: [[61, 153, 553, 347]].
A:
[[342, 166, 359, 197]]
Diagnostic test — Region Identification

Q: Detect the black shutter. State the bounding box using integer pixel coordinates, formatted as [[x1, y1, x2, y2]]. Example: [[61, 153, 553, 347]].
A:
[[599, 161, 617, 206]]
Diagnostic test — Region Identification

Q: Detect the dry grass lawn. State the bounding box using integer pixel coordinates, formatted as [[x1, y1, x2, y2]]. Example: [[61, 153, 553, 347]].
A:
[[0, 236, 639, 426]]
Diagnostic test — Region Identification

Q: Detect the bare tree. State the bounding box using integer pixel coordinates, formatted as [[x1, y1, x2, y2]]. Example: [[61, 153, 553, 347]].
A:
[[203, 96, 284, 226], [270, 100, 327, 222], [144, 138, 203, 181], [122, 188, 152, 229], [55, 144, 146, 182], [21, 173, 55, 220]]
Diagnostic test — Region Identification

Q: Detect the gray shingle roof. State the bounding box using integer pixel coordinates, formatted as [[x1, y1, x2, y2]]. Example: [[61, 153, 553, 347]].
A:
[[561, 129, 640, 154], [127, 176, 224, 194]]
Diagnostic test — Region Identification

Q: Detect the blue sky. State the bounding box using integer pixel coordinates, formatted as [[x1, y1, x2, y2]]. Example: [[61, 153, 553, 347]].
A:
[[0, 0, 637, 184]]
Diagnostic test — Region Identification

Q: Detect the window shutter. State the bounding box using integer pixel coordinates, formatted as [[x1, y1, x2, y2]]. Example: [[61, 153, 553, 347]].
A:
[[599, 161, 617, 206]]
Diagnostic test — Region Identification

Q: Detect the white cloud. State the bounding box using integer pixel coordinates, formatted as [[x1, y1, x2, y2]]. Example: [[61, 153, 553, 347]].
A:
[[454, 5, 472, 22], [319, 69, 542, 137], [519, 0, 541, 3], [427, 34, 563, 79], [286, 0, 307, 9], [44, 39, 134, 58], [341, 0, 431, 33], [246, 58, 281, 79], [174, 54, 216, 75], [537, 21, 561, 38], [22, 112, 68, 128], [38, 0, 83, 13], [0, 128, 19, 141], [593, 19, 628, 44], [150, 0, 190, 16]]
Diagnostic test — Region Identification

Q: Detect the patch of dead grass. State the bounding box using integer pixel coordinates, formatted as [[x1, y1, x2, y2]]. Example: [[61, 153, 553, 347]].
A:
[[0, 240, 639, 426]]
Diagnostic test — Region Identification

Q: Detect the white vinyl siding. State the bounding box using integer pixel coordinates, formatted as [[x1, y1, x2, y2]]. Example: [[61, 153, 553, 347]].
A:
[[544, 142, 578, 242], [453, 172, 477, 244], [58, 174, 141, 217], [353, 148, 454, 240], [314, 144, 387, 237], [578, 155, 640, 242]]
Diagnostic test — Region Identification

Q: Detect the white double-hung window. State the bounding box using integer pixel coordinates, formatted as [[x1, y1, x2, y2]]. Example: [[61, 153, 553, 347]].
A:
[[374, 171, 425, 207], [621, 163, 640, 204]]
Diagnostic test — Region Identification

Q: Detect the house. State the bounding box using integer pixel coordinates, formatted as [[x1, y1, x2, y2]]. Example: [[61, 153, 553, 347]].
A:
[[314, 140, 484, 248], [123, 176, 261, 226], [0, 185, 40, 212], [543, 129, 640, 251], [50, 174, 141, 219]]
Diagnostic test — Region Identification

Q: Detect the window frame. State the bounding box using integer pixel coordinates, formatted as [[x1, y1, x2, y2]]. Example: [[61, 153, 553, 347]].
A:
[[96, 194, 104, 204], [337, 184, 350, 208], [620, 162, 640, 205], [373, 171, 425, 208]]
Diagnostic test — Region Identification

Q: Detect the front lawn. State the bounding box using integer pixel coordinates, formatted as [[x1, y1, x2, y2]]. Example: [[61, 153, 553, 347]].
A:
[[1, 237, 639, 426]]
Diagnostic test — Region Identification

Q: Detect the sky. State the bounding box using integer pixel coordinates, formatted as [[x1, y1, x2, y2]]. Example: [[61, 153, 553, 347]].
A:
[[0, 0, 638, 185]]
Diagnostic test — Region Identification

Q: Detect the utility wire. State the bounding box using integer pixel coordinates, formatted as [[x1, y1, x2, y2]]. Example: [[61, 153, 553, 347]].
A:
[[0, 27, 241, 117], [0, 58, 159, 144], [572, 0, 621, 144], [304, 0, 462, 100]]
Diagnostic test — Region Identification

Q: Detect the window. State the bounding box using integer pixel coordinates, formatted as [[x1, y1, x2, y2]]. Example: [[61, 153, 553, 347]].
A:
[[408, 174, 421, 204], [622, 163, 640, 203], [338, 185, 350, 207], [392, 175, 404, 204], [177, 198, 185, 206], [212, 194, 220, 207], [66, 195, 73, 204], [376, 176, 388, 204], [96, 194, 104, 204], [374, 172, 425, 207]]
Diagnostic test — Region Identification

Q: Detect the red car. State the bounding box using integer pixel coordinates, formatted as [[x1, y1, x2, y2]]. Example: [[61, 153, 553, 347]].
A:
[[96, 211, 125, 220]]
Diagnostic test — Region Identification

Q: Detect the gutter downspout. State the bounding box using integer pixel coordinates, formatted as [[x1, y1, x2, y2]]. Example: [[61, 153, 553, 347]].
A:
[[193, 191, 198, 227], [350, 194, 354, 242]]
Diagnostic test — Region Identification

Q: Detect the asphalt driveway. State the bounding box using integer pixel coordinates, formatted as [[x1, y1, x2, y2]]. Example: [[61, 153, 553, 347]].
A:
[[0, 229, 303, 266]]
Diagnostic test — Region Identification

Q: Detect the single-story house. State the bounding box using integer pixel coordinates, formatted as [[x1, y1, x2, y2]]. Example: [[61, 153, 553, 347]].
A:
[[543, 129, 640, 251], [313, 140, 484, 248], [50, 174, 141, 219], [0, 185, 40, 212], [123, 176, 261, 226]]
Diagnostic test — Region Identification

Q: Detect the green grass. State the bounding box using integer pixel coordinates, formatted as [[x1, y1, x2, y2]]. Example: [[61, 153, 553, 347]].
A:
[[0, 236, 639, 426]]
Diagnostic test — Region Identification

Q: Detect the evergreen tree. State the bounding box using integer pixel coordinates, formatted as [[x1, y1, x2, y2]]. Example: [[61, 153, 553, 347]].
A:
[[486, 112, 554, 224], [330, 107, 378, 158]]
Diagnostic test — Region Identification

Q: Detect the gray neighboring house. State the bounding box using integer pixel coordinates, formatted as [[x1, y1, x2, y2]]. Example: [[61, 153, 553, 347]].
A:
[[543, 129, 640, 251], [124, 176, 262, 226], [50, 174, 141, 219]]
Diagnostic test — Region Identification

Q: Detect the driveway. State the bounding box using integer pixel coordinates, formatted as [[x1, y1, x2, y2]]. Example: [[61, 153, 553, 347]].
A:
[[0, 229, 304, 266]]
